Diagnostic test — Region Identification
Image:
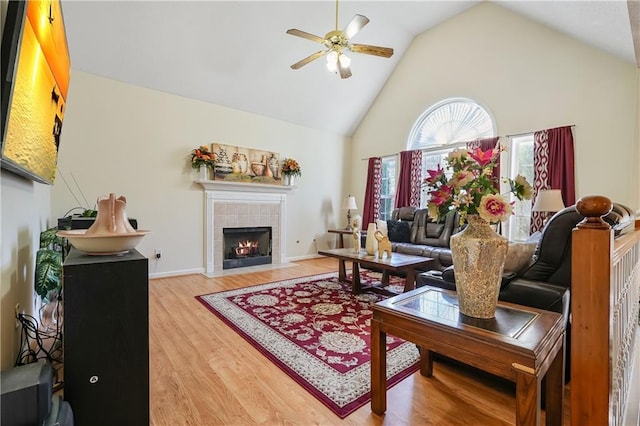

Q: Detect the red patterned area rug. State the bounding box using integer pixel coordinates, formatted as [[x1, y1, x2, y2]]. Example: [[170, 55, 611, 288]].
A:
[[196, 271, 420, 418]]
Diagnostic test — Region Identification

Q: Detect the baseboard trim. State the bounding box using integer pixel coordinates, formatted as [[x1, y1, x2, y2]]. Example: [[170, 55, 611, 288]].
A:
[[148, 255, 324, 279]]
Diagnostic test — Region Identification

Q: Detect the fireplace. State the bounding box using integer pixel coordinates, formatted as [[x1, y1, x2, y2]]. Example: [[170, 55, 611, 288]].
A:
[[223, 226, 272, 269], [197, 180, 293, 276]]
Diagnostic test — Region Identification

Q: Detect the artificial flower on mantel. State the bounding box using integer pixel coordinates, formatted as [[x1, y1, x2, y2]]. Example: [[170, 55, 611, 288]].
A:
[[190, 145, 216, 180], [281, 158, 302, 177], [280, 157, 301, 186], [190, 145, 216, 169], [422, 146, 533, 224]]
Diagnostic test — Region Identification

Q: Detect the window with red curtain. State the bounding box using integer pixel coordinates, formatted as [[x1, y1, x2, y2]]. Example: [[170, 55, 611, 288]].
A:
[[394, 150, 422, 208], [362, 157, 382, 228], [530, 126, 575, 234]]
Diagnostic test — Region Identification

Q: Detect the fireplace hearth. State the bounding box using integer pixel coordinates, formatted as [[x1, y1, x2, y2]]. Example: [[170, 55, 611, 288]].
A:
[[223, 226, 272, 270]]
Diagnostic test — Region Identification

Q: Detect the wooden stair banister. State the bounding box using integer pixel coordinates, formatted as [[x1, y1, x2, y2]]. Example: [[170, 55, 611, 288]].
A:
[[571, 195, 640, 425]]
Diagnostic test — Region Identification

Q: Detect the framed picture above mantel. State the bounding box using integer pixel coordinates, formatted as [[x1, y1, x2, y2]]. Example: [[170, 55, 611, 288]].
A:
[[212, 143, 282, 186]]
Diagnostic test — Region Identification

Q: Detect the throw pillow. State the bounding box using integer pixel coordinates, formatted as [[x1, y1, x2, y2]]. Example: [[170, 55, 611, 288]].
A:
[[503, 242, 537, 274], [386, 220, 411, 243]]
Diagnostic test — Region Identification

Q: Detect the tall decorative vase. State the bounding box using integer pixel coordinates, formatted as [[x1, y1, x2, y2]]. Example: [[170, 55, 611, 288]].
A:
[[449, 215, 508, 319], [365, 223, 378, 256], [283, 174, 295, 186]]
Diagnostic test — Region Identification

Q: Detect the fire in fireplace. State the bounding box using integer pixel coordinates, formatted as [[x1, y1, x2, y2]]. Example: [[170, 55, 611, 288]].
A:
[[223, 226, 272, 270], [234, 240, 259, 257]]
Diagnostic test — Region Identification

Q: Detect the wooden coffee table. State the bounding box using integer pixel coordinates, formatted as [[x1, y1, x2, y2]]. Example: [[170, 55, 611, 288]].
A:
[[371, 286, 565, 426], [317, 248, 434, 294]]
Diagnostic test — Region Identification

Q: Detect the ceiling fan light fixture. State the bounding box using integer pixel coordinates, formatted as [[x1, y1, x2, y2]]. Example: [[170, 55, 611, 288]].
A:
[[326, 50, 339, 72], [338, 53, 351, 68]]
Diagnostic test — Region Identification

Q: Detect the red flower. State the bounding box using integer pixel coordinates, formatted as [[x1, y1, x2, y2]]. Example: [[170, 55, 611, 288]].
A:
[[425, 165, 445, 184], [469, 148, 496, 167], [429, 185, 453, 206]]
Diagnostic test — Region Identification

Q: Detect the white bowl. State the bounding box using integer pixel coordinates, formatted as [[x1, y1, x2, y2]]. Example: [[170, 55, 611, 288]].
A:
[[57, 229, 150, 255]]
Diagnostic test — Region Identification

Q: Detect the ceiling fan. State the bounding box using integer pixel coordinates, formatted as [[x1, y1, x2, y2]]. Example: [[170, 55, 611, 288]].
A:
[[286, 0, 394, 79]]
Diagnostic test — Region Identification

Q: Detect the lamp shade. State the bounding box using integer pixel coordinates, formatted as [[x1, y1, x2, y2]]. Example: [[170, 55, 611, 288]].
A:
[[532, 189, 565, 213], [343, 195, 357, 210]]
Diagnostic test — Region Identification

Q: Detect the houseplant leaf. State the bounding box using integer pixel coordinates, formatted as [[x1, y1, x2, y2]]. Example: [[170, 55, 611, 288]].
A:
[[35, 249, 62, 302]]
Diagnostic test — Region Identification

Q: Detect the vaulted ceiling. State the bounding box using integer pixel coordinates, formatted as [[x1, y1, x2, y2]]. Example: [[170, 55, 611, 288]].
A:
[[61, 1, 639, 136]]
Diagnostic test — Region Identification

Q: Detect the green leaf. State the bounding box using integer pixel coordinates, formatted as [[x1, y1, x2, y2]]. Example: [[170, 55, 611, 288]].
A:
[[34, 249, 62, 302]]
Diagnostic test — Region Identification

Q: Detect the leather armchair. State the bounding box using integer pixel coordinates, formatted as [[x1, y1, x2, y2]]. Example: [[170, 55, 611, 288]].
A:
[[416, 203, 635, 381]]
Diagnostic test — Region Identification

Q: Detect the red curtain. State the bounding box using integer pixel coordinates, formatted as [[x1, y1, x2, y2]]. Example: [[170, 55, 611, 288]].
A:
[[548, 127, 575, 206], [362, 157, 382, 228], [530, 126, 575, 234], [466, 137, 500, 189], [394, 150, 422, 208]]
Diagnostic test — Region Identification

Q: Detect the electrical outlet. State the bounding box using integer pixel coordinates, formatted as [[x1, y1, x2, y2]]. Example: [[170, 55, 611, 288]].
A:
[[154, 248, 162, 259]]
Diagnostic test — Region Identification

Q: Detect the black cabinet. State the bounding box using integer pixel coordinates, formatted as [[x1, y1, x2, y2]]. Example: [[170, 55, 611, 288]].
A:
[[63, 248, 149, 425]]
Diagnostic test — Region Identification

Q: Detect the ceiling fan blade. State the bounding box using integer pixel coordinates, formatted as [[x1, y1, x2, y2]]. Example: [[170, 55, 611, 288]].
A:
[[338, 56, 352, 79], [343, 14, 369, 39], [286, 28, 326, 44], [290, 50, 327, 69], [350, 44, 394, 58]]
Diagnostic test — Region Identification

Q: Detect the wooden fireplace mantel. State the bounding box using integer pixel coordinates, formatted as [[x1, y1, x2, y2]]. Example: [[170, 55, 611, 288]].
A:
[[196, 179, 295, 194]]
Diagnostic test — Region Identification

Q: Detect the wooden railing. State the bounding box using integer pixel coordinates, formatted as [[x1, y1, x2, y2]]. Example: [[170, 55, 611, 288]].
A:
[[571, 196, 640, 426]]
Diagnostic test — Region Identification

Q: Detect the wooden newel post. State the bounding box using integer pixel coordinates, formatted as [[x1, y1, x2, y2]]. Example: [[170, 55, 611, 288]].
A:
[[571, 195, 613, 426], [575, 195, 613, 229]]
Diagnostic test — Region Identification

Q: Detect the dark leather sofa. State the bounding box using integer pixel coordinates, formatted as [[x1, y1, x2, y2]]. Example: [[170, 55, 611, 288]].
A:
[[385, 206, 461, 271]]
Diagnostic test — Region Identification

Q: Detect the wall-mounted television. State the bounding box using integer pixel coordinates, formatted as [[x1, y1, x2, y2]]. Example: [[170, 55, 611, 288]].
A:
[[1, 0, 70, 185]]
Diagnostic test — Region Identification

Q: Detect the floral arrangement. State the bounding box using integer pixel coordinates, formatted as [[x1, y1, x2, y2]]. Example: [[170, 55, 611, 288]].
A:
[[190, 145, 216, 169], [423, 147, 533, 223], [281, 158, 302, 177]]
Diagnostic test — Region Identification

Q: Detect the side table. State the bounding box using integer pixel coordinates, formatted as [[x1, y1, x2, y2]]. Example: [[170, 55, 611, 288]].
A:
[[327, 228, 366, 249], [371, 286, 565, 425]]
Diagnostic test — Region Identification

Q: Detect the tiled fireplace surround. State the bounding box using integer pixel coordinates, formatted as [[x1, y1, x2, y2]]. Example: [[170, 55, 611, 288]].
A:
[[197, 180, 293, 276]]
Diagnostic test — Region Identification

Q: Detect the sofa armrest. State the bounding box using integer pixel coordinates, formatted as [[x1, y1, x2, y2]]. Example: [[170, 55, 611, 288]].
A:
[[499, 278, 570, 319]]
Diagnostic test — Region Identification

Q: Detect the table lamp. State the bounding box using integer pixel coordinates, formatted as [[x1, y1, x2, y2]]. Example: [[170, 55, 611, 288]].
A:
[[532, 189, 565, 224], [343, 195, 358, 230]]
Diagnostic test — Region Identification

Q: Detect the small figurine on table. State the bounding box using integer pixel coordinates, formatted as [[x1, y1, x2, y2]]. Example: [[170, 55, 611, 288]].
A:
[[352, 220, 361, 253]]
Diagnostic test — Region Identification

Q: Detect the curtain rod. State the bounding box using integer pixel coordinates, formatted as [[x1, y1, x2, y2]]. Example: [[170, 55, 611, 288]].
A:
[[360, 153, 398, 160], [360, 124, 576, 159], [505, 124, 575, 139]]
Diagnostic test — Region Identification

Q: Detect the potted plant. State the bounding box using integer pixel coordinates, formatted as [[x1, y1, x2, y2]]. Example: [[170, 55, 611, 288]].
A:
[[422, 147, 533, 318], [34, 227, 69, 304], [281, 158, 301, 186], [190, 145, 216, 180]]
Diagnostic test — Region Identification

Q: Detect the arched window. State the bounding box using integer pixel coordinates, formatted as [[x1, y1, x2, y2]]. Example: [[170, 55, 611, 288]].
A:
[[407, 98, 496, 208], [408, 97, 496, 150]]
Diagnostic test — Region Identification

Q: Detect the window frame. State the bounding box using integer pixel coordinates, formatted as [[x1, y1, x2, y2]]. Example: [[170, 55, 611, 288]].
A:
[[502, 134, 534, 241], [407, 97, 497, 151], [379, 155, 397, 221]]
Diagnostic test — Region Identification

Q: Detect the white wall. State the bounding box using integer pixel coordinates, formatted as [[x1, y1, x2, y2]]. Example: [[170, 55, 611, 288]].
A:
[[51, 71, 351, 277], [350, 2, 639, 211], [1, 173, 52, 369]]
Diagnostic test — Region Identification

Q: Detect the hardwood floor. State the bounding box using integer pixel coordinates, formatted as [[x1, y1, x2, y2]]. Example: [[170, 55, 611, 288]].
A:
[[149, 257, 571, 425]]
